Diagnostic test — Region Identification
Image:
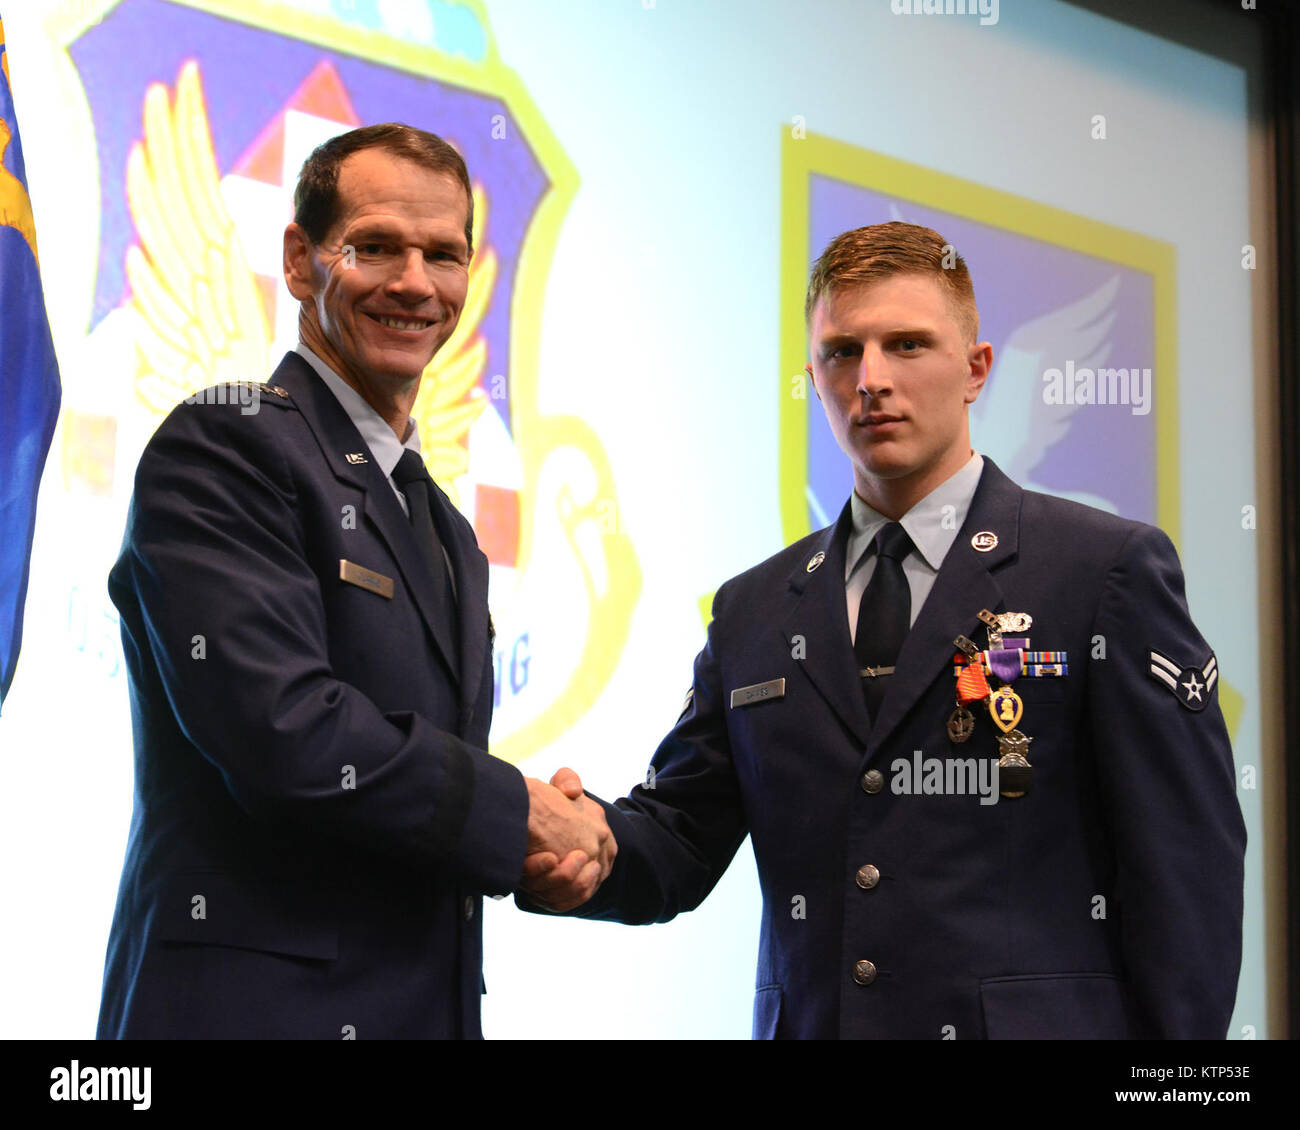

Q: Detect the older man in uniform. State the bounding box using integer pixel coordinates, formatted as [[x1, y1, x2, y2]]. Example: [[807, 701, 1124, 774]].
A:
[[523, 222, 1245, 1040], [98, 124, 612, 1039]]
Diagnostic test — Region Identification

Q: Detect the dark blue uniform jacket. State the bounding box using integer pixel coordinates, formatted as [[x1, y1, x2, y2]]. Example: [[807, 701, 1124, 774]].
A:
[[552, 458, 1245, 1040], [98, 352, 528, 1039]]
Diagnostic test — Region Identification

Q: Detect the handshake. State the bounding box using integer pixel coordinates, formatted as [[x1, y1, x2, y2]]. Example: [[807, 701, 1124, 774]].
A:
[[519, 768, 617, 912]]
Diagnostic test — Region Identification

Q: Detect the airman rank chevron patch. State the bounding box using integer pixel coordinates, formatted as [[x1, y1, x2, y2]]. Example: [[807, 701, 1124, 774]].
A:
[[1148, 648, 1217, 712]]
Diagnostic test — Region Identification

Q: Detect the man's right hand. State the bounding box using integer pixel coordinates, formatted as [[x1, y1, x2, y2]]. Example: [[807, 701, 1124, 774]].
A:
[[525, 775, 601, 857], [520, 770, 616, 911]]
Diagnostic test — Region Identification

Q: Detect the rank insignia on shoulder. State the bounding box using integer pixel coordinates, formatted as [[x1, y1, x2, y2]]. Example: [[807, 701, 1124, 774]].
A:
[[182, 381, 292, 410], [1148, 649, 1217, 712]]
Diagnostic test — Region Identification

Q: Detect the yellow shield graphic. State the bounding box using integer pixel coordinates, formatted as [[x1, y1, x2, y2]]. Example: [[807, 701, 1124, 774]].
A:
[[54, 0, 641, 764]]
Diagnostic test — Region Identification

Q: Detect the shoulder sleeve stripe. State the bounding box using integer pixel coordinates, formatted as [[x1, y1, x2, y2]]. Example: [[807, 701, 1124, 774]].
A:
[[1149, 661, 1178, 690], [1150, 650, 1181, 678]]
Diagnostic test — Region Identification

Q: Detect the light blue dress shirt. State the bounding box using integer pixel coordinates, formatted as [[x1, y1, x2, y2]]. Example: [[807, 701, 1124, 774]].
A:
[[845, 452, 985, 641], [295, 343, 421, 517]]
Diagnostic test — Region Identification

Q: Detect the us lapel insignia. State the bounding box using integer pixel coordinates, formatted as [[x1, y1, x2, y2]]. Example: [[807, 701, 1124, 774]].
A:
[[344, 452, 369, 465], [970, 530, 998, 552], [806, 551, 825, 573], [1148, 649, 1217, 712]]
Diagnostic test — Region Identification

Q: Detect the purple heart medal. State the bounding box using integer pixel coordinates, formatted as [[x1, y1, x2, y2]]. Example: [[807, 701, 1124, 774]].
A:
[[979, 610, 1034, 798]]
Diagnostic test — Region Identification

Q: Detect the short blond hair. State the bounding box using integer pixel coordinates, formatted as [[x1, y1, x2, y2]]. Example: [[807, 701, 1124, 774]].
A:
[[805, 221, 979, 342]]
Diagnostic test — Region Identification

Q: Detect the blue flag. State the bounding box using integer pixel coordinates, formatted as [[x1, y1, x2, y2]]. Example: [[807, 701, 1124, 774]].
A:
[[0, 18, 61, 709]]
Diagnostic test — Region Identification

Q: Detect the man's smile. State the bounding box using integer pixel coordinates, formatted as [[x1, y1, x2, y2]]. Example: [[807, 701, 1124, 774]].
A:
[[365, 312, 437, 332]]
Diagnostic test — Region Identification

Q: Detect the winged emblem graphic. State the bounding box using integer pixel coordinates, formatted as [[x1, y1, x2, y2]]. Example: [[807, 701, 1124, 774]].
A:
[[970, 275, 1122, 513], [112, 55, 641, 766], [885, 201, 1122, 512]]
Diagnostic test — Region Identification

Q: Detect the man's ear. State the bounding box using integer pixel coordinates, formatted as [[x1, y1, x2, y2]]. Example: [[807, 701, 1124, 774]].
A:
[[964, 341, 993, 404], [805, 362, 823, 403], [283, 223, 316, 302]]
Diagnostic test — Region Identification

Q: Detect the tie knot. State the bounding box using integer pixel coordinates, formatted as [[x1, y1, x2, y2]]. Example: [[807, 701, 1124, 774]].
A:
[[874, 522, 913, 562], [391, 448, 430, 487]]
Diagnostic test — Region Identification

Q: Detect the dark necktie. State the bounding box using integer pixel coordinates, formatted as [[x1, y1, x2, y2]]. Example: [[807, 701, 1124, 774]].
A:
[[391, 449, 459, 643], [854, 522, 914, 722]]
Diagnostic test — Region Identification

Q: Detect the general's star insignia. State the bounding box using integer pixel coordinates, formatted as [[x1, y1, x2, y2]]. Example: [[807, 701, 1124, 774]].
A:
[[1149, 649, 1217, 713]]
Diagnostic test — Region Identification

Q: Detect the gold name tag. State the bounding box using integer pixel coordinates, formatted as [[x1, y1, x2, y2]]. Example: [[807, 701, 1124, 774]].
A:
[[339, 559, 394, 600], [729, 678, 786, 709]]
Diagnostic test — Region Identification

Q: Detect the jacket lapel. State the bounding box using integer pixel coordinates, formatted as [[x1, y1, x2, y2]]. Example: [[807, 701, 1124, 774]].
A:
[[268, 353, 462, 685], [865, 458, 1023, 759], [432, 478, 490, 723], [781, 502, 871, 748]]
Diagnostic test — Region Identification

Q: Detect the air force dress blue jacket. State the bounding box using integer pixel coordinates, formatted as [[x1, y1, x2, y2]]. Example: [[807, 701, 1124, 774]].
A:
[[98, 352, 528, 1039], [543, 458, 1246, 1040]]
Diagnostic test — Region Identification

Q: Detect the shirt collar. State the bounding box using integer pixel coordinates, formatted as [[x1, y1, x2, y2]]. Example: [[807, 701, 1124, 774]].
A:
[[846, 451, 985, 577], [294, 344, 420, 478]]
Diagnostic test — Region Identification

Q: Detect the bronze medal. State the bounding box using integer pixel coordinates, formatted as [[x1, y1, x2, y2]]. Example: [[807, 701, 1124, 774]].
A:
[[947, 705, 975, 743]]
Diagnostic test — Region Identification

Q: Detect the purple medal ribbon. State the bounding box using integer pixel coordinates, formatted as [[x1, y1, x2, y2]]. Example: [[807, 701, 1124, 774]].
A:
[[988, 647, 1025, 684]]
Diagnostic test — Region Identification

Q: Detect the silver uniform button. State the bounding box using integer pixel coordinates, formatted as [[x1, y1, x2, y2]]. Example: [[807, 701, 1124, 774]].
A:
[[861, 769, 884, 794], [856, 864, 880, 889], [852, 959, 877, 986], [464, 896, 475, 921]]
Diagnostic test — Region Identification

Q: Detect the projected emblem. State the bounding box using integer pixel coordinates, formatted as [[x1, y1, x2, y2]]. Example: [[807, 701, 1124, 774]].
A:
[[60, 0, 640, 764], [779, 133, 1175, 543]]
